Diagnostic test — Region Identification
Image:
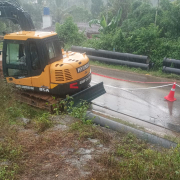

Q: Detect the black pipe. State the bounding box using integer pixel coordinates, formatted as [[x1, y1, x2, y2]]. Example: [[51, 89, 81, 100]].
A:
[[71, 46, 149, 64], [163, 57, 180, 69], [163, 66, 180, 75], [86, 112, 177, 149], [88, 55, 149, 70]]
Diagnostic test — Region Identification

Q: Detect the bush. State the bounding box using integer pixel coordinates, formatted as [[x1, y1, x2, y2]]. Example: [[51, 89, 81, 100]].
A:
[[56, 17, 86, 48], [82, 23, 180, 69]]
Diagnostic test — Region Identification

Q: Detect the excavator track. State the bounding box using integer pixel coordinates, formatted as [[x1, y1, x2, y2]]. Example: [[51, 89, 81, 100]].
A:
[[0, 62, 61, 112], [16, 90, 62, 112]]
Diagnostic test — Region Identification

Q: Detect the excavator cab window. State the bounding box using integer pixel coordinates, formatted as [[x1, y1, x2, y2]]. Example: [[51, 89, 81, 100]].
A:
[[30, 42, 40, 70], [44, 38, 63, 64], [5, 41, 27, 77], [6, 42, 26, 66], [46, 41, 56, 60]]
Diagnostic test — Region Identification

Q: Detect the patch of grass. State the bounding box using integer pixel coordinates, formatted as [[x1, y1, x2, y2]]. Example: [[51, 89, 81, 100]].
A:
[[164, 135, 180, 144], [68, 100, 89, 121], [0, 164, 19, 180], [0, 78, 48, 179], [90, 61, 180, 80], [35, 113, 53, 133], [88, 134, 180, 180], [0, 139, 22, 162], [70, 121, 111, 143], [67, 100, 111, 143], [0, 138, 22, 180]]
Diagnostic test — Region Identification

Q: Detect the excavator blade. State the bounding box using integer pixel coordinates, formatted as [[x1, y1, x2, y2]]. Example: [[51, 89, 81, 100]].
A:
[[71, 82, 106, 107]]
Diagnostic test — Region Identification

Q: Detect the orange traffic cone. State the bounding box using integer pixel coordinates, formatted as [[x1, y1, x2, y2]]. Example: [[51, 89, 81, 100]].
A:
[[164, 82, 177, 102]]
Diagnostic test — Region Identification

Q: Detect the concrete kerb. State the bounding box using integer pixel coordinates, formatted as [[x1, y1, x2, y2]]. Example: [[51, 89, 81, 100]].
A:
[[86, 111, 177, 149]]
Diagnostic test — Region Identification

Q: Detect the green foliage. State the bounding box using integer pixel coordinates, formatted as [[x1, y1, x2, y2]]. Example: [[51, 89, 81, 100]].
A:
[[89, 8, 122, 33], [0, 139, 22, 180], [0, 21, 6, 35], [158, 0, 180, 38], [35, 113, 52, 132], [0, 78, 50, 179], [90, 135, 180, 180], [70, 119, 110, 143], [0, 163, 19, 180], [82, 0, 180, 70], [68, 100, 89, 122], [0, 140, 22, 161], [56, 17, 86, 47], [121, 1, 156, 32], [83, 20, 180, 69], [101, 0, 137, 25]]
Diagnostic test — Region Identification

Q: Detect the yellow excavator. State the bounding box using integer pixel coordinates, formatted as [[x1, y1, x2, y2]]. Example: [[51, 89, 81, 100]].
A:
[[0, 0, 105, 109]]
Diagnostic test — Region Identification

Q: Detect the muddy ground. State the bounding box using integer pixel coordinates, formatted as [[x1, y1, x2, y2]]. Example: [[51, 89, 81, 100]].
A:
[[3, 115, 150, 180], [14, 115, 118, 179]]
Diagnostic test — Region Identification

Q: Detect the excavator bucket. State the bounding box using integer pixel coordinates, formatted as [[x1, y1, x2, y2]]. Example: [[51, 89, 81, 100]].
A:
[[71, 82, 106, 107]]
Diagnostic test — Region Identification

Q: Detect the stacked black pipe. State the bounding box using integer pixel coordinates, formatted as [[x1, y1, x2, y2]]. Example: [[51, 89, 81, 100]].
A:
[[71, 46, 150, 70], [163, 58, 180, 75]]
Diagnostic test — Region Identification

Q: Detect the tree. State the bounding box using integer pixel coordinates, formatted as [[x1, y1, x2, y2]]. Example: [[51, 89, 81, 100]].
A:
[[91, 0, 103, 18], [56, 17, 86, 46], [82, 0, 89, 9], [89, 8, 122, 33], [121, 1, 156, 32], [0, 21, 6, 35]]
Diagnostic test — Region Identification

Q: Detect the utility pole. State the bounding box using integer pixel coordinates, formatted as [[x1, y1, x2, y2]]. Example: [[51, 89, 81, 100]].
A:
[[155, 0, 159, 26], [106, 0, 109, 24]]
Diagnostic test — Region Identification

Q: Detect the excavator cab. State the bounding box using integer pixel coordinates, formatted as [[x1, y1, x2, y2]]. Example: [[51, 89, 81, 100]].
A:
[[3, 32, 61, 79]]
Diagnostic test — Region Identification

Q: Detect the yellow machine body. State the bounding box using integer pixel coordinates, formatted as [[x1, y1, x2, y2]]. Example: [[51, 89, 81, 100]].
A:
[[3, 31, 91, 96]]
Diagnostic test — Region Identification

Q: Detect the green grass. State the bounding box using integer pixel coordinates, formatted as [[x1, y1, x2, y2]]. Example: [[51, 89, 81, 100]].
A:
[[35, 113, 53, 133], [0, 78, 46, 179], [88, 134, 180, 180], [90, 60, 180, 80]]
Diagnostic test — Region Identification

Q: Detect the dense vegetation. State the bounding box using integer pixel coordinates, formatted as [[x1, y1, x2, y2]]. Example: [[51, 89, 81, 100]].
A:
[[56, 17, 86, 49], [82, 0, 180, 69], [56, 0, 180, 70]]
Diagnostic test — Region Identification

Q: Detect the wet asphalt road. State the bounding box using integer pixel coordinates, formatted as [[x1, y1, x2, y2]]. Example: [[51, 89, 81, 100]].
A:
[[90, 65, 180, 136]]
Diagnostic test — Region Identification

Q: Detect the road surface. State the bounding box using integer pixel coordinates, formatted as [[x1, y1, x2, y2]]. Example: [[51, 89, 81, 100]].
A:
[[91, 65, 180, 137]]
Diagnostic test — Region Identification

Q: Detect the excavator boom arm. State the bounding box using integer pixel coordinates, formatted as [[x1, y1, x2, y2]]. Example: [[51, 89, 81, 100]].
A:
[[0, 1, 35, 31]]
